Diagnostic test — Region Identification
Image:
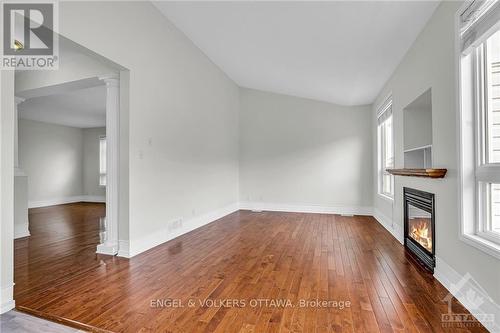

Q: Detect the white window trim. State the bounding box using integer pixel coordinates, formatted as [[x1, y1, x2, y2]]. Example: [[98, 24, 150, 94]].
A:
[[378, 192, 394, 203], [457, 2, 500, 260], [377, 95, 394, 201]]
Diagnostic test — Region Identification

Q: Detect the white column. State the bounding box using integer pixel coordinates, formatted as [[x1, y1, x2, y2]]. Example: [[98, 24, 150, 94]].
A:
[[13, 97, 30, 239], [14, 97, 24, 171], [96, 75, 119, 255], [1, 69, 16, 313]]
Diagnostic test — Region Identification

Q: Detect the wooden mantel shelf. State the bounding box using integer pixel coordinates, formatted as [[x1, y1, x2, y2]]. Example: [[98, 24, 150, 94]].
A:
[[386, 168, 447, 179]]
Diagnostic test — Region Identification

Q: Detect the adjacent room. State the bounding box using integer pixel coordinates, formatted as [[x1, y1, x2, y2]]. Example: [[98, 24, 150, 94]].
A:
[[0, 1, 499, 332], [15, 84, 107, 298]]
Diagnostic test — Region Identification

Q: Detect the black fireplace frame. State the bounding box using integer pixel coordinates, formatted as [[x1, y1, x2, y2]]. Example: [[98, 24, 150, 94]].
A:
[[403, 187, 435, 272]]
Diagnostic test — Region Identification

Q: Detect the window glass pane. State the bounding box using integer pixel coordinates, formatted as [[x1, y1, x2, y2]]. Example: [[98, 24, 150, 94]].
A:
[[378, 112, 393, 197], [382, 174, 391, 195], [490, 183, 500, 234], [99, 174, 107, 187], [486, 30, 500, 163], [385, 115, 394, 168]]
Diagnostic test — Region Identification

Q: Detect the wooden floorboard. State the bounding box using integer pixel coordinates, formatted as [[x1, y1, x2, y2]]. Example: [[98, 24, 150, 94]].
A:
[[14, 203, 490, 332]]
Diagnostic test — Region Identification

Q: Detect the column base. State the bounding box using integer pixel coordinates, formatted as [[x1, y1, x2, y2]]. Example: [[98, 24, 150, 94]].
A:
[[117, 240, 131, 258], [1, 284, 15, 314], [96, 242, 119, 255]]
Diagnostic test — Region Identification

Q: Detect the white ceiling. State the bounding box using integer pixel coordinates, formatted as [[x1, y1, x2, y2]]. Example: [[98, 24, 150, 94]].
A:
[[155, 1, 439, 106], [19, 85, 106, 128]]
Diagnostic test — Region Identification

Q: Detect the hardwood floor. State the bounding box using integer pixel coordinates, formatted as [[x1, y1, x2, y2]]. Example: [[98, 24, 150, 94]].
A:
[[15, 203, 489, 333], [15, 203, 107, 300]]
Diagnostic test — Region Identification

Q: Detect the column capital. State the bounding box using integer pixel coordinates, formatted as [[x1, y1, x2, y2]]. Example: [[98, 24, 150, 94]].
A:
[[99, 74, 120, 87], [15, 96, 25, 105]]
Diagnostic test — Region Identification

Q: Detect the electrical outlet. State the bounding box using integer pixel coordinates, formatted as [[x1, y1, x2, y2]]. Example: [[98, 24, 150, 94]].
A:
[[168, 218, 183, 231]]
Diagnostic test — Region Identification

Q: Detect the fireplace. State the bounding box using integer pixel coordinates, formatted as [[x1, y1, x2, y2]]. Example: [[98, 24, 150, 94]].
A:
[[404, 187, 435, 272]]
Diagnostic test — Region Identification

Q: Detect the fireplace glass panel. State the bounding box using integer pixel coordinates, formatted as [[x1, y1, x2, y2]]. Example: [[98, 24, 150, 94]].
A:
[[408, 204, 432, 253]]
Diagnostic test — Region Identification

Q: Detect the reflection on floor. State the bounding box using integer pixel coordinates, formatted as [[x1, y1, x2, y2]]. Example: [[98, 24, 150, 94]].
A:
[[15, 202, 108, 300], [14, 204, 489, 332]]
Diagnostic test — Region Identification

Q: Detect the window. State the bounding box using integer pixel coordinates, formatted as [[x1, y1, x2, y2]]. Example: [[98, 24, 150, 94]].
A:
[[485, 30, 500, 240], [377, 98, 394, 199], [99, 136, 107, 186], [459, 0, 500, 256], [476, 29, 500, 243]]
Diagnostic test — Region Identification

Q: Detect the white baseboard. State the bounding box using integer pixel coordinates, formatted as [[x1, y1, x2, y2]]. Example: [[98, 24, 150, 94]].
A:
[[14, 222, 30, 239], [128, 203, 239, 258], [434, 256, 500, 332], [239, 202, 373, 216], [28, 195, 105, 208], [83, 195, 106, 203], [0, 284, 15, 314], [373, 209, 403, 244], [29, 196, 82, 208], [117, 240, 130, 258]]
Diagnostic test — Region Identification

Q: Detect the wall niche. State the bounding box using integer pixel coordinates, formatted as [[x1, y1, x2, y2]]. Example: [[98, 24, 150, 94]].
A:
[[403, 89, 432, 169]]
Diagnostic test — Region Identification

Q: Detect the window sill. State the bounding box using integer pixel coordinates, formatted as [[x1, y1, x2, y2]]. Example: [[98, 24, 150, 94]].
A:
[[460, 233, 500, 260], [378, 193, 394, 203]]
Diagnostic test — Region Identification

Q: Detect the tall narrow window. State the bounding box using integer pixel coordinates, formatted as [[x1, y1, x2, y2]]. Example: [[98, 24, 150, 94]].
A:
[[377, 99, 394, 199], [476, 29, 500, 243], [486, 30, 500, 238], [99, 136, 107, 186], [459, 0, 500, 256]]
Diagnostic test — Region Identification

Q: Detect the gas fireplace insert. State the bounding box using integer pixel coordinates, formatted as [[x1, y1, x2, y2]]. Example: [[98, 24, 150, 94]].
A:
[[403, 187, 435, 272]]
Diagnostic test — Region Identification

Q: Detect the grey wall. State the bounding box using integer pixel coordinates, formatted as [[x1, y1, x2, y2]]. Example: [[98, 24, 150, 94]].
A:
[[239, 88, 373, 210], [404, 106, 432, 151], [18, 119, 105, 205], [59, 2, 240, 255], [19, 119, 84, 203], [372, 1, 500, 308], [83, 127, 106, 198]]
